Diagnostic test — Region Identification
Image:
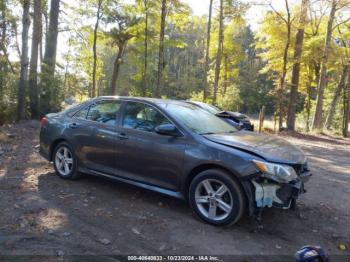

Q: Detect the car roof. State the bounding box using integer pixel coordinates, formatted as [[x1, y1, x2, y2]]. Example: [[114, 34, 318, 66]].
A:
[[186, 101, 206, 107], [93, 96, 190, 106]]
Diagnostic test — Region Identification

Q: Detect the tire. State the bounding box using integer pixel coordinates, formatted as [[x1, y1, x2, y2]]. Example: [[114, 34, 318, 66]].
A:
[[189, 169, 245, 226], [53, 142, 81, 180]]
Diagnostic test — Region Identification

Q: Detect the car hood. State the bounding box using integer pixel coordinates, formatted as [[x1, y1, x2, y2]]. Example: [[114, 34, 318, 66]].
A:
[[215, 111, 249, 122], [216, 111, 248, 119], [204, 131, 306, 164]]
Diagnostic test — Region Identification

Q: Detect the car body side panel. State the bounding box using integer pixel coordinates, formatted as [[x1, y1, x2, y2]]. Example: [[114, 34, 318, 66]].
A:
[[113, 126, 187, 191], [75, 121, 120, 174], [39, 115, 68, 160], [180, 136, 260, 192], [62, 118, 96, 167]]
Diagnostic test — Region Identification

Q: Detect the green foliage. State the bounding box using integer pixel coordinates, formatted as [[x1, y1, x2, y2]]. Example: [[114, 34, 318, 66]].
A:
[[0, 0, 349, 136]]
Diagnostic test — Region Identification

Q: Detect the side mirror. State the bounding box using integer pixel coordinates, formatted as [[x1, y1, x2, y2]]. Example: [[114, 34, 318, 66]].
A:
[[155, 124, 181, 137]]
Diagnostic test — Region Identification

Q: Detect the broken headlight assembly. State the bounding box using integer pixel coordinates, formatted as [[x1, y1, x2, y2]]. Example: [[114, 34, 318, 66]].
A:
[[252, 160, 298, 183]]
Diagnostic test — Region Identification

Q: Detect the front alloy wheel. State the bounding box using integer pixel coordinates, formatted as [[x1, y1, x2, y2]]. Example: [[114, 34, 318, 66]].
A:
[[195, 179, 233, 221], [189, 169, 245, 226]]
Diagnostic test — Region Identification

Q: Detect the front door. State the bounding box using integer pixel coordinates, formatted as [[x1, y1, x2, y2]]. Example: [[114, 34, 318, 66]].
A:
[[115, 101, 186, 191]]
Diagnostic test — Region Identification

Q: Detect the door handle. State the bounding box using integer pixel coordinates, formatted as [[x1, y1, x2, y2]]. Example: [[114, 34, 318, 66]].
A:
[[117, 133, 128, 140], [69, 123, 79, 129]]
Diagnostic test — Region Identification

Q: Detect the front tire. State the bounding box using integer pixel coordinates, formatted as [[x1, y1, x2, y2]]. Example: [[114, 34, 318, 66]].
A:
[[53, 142, 81, 179], [189, 169, 245, 226]]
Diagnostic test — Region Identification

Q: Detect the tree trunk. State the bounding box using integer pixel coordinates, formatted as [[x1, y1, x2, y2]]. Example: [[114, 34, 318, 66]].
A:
[[17, 0, 30, 120], [29, 0, 42, 119], [0, 1, 16, 74], [286, 0, 308, 131], [312, 0, 337, 130], [41, 5, 48, 66], [0, 1, 5, 98], [92, 0, 103, 98], [343, 71, 350, 137], [223, 54, 228, 95], [213, 0, 224, 104], [41, 0, 60, 115], [155, 0, 167, 98], [314, 61, 320, 88], [0, 1, 15, 74], [324, 65, 349, 130], [110, 43, 126, 95], [203, 0, 213, 101], [277, 0, 291, 131], [306, 74, 312, 132], [43, 0, 59, 76], [142, 0, 148, 97]]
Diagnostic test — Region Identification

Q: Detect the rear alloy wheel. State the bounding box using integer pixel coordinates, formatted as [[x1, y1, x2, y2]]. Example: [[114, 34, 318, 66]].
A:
[[189, 169, 245, 226], [53, 142, 80, 179]]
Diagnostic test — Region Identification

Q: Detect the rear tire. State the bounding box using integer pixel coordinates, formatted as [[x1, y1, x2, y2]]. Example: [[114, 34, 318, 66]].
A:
[[53, 142, 81, 180], [189, 169, 245, 226]]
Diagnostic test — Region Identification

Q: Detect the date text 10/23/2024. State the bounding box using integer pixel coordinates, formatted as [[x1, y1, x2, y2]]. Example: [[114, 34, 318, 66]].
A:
[[127, 256, 219, 261]]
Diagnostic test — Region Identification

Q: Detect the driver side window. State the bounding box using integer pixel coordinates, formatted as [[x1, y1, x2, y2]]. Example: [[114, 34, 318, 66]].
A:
[[123, 102, 171, 132]]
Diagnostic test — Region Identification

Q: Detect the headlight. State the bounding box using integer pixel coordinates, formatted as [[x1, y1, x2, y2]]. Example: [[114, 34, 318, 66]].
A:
[[252, 160, 298, 183]]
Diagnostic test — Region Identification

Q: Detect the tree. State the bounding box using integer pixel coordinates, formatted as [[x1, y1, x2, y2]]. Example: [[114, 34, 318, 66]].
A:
[[106, 6, 139, 95], [324, 65, 349, 129], [142, 0, 148, 96], [43, 0, 60, 79], [203, 0, 213, 100], [41, 0, 60, 115], [343, 71, 350, 137], [286, 0, 308, 131], [17, 0, 30, 120], [0, 0, 16, 75], [237, 26, 275, 114], [213, 0, 224, 104], [155, 0, 167, 98], [312, 0, 337, 130], [92, 0, 103, 98], [29, 0, 42, 118], [270, 0, 292, 131]]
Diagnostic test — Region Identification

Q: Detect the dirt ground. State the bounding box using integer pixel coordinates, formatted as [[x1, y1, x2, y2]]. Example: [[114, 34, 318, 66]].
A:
[[1, 121, 350, 261]]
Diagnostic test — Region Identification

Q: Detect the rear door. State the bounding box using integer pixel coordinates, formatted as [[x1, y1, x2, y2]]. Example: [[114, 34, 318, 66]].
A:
[[66, 99, 123, 174], [114, 101, 186, 191]]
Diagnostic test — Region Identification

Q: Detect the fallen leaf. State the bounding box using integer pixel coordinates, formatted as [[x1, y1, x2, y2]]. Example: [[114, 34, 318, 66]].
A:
[[275, 244, 282, 249], [98, 238, 111, 245], [132, 228, 140, 235], [338, 244, 347, 251]]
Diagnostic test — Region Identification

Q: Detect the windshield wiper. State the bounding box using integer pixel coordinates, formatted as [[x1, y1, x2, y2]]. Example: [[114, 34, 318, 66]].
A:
[[199, 132, 216, 135]]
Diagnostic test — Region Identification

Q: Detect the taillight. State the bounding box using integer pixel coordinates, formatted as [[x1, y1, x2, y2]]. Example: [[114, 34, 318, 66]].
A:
[[40, 116, 48, 128]]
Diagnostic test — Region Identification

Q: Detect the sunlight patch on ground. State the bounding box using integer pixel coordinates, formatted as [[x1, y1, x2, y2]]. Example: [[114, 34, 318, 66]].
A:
[[37, 208, 68, 231], [0, 168, 7, 180]]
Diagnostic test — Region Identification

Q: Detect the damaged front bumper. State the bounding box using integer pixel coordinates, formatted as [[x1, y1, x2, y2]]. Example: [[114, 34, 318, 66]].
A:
[[251, 170, 312, 210]]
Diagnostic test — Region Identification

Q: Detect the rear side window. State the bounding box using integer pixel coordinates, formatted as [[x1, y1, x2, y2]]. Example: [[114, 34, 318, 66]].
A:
[[86, 101, 122, 125], [73, 107, 89, 119], [73, 100, 122, 126], [122, 102, 171, 132]]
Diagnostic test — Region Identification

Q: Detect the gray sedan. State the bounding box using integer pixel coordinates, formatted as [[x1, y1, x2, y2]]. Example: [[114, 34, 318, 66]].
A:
[[39, 97, 311, 226]]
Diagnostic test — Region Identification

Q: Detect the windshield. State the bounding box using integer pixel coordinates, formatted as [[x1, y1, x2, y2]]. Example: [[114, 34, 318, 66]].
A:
[[191, 101, 221, 114], [159, 102, 237, 135]]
